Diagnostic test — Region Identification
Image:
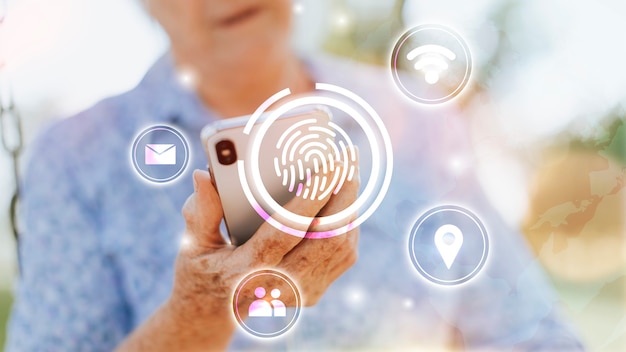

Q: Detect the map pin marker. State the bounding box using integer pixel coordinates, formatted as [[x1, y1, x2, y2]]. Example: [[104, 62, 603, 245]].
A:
[[434, 224, 464, 269]]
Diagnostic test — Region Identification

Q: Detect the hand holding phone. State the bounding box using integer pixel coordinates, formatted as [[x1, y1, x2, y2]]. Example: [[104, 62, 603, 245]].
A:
[[159, 165, 359, 349], [202, 107, 357, 245]]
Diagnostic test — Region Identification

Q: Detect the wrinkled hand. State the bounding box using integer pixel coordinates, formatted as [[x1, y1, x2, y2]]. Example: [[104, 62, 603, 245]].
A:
[[171, 165, 360, 333]]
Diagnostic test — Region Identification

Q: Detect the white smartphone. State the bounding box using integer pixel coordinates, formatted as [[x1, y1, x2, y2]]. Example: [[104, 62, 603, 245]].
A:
[[202, 107, 333, 245]]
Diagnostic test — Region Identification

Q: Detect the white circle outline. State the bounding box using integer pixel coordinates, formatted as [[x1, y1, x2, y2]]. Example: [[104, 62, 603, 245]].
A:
[[409, 206, 489, 285], [131, 125, 190, 183], [391, 24, 473, 104], [240, 83, 394, 238], [233, 270, 301, 338], [251, 97, 377, 225]]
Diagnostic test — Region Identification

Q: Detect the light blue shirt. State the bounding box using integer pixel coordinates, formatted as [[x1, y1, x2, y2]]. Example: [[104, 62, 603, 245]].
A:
[[6, 53, 584, 351]]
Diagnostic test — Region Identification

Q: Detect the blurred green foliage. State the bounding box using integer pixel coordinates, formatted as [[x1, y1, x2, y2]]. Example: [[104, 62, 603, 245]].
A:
[[569, 112, 626, 166], [0, 289, 12, 348]]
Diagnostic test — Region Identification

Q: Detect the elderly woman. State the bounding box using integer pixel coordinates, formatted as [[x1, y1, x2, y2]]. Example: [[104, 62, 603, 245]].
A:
[[6, 0, 584, 351]]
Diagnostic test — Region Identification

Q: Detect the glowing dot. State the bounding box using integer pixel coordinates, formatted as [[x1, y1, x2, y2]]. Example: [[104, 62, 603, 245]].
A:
[[344, 287, 365, 308], [180, 235, 193, 249], [403, 298, 414, 309], [449, 156, 469, 175], [336, 14, 349, 28], [271, 289, 281, 298], [293, 3, 304, 14], [177, 68, 198, 89]]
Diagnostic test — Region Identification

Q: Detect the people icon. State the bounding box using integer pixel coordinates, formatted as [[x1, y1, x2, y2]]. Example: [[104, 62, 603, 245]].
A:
[[270, 289, 286, 317], [248, 287, 286, 317], [249, 287, 273, 317]]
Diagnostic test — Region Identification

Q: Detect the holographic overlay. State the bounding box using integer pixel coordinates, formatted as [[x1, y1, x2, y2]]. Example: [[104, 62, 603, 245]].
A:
[[233, 270, 301, 338], [391, 24, 472, 105], [273, 117, 357, 201], [131, 125, 190, 183], [240, 83, 393, 238], [409, 205, 489, 286]]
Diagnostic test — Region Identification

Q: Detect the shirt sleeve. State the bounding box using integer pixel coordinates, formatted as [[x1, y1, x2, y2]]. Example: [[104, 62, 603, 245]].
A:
[[5, 123, 131, 352]]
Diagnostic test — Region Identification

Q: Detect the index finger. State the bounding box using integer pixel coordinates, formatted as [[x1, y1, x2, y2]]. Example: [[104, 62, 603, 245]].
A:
[[234, 187, 332, 267]]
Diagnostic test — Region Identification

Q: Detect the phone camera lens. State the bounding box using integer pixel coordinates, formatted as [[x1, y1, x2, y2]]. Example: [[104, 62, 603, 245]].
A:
[[216, 140, 237, 165]]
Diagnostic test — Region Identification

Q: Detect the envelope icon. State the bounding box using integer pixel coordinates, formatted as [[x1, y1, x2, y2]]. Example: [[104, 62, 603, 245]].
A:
[[145, 144, 176, 165]]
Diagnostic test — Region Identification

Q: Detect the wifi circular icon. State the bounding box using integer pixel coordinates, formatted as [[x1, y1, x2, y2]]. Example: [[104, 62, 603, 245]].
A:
[[391, 24, 472, 105]]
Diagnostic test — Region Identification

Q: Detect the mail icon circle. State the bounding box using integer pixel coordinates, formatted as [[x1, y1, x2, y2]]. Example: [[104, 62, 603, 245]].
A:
[[132, 125, 190, 183]]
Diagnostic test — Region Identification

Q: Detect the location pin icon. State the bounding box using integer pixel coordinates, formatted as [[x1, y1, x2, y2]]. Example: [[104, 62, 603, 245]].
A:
[[434, 224, 464, 269]]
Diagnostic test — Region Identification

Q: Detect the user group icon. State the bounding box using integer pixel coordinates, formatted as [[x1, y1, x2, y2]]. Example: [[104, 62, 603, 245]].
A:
[[249, 287, 286, 317], [409, 205, 489, 286], [391, 24, 473, 105], [233, 270, 301, 338]]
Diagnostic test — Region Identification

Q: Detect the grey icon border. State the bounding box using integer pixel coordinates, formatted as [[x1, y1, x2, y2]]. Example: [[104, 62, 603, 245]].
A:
[[232, 269, 302, 339], [408, 205, 489, 286], [131, 125, 190, 183], [391, 24, 473, 105]]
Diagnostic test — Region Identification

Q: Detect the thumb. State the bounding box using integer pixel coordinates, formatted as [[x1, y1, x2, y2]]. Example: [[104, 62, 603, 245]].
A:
[[182, 169, 226, 250]]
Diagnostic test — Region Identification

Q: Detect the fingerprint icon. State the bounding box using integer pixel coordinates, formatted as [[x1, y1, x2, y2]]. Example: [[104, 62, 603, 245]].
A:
[[273, 118, 356, 201]]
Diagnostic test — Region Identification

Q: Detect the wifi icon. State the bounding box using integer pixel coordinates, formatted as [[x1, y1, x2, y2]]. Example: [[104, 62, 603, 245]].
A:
[[391, 24, 472, 104], [406, 45, 456, 85], [273, 118, 356, 201]]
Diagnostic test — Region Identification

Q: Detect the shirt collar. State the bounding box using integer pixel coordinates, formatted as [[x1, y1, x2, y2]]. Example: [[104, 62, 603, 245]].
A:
[[135, 52, 219, 131]]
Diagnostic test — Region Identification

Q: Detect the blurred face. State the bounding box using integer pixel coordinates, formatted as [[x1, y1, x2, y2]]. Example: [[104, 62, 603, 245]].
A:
[[147, 0, 294, 63]]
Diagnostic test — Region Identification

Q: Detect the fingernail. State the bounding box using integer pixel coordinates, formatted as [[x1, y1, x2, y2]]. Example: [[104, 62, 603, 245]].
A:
[[192, 170, 200, 192]]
